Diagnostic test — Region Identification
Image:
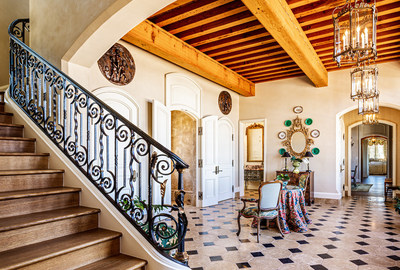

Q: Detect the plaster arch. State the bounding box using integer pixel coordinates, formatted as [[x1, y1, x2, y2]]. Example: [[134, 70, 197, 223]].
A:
[[336, 105, 400, 198], [61, 0, 175, 72]]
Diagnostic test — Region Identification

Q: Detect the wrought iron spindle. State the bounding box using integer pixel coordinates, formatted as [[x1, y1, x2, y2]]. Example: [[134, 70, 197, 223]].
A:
[[8, 18, 189, 266]]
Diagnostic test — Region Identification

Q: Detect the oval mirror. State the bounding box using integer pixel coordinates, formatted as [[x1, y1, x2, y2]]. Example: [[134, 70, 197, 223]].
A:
[[291, 131, 306, 153]]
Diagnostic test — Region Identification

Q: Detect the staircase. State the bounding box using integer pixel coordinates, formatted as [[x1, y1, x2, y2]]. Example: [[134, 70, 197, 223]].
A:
[[0, 91, 147, 269]]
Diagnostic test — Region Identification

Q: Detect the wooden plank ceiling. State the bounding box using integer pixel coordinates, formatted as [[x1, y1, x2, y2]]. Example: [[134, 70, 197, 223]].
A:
[[123, 0, 400, 94]]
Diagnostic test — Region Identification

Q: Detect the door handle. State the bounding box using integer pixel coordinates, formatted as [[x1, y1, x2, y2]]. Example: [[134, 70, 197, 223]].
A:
[[214, 166, 223, 174]]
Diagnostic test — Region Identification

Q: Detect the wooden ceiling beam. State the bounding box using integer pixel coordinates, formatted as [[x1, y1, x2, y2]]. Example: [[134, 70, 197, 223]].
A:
[[220, 49, 287, 66], [246, 67, 302, 80], [186, 20, 262, 47], [241, 0, 328, 87], [150, 0, 234, 27], [123, 20, 255, 96], [197, 29, 270, 52], [176, 11, 255, 40], [205, 36, 276, 57], [164, 1, 247, 34], [232, 58, 295, 73], [213, 44, 272, 61], [241, 63, 299, 77], [149, 0, 194, 18], [251, 71, 305, 83]]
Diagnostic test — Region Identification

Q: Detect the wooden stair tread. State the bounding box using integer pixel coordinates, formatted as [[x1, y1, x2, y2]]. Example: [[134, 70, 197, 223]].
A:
[[77, 254, 147, 270], [0, 187, 81, 201], [0, 136, 35, 141], [0, 112, 13, 116], [0, 169, 64, 176], [0, 206, 100, 232], [0, 123, 23, 128], [0, 228, 122, 269], [0, 152, 49, 156]]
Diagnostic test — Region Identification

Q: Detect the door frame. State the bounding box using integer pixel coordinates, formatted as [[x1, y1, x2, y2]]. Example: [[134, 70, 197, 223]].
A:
[[347, 120, 396, 196], [218, 116, 235, 201], [239, 118, 267, 197]]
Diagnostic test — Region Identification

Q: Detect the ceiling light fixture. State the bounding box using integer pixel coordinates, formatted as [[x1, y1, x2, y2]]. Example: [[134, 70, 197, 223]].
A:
[[332, 0, 377, 67], [350, 62, 378, 100]]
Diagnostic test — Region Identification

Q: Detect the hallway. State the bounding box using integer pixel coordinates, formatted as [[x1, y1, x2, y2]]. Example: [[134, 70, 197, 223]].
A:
[[352, 175, 386, 197]]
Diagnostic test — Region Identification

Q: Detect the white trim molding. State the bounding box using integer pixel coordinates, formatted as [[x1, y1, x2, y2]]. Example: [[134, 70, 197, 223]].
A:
[[314, 192, 342, 200]]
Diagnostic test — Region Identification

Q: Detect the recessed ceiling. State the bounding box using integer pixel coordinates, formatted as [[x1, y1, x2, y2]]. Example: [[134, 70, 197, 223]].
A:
[[123, 0, 400, 94]]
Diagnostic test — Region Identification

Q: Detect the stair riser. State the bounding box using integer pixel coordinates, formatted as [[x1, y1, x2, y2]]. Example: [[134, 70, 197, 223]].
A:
[[0, 126, 23, 137], [0, 140, 35, 153], [0, 192, 79, 218], [19, 238, 120, 270], [0, 214, 98, 253], [0, 114, 13, 124], [0, 155, 48, 170], [0, 173, 63, 192]]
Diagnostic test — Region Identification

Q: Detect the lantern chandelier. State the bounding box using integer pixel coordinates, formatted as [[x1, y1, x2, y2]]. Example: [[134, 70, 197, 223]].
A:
[[332, 0, 377, 67], [332, 0, 380, 124]]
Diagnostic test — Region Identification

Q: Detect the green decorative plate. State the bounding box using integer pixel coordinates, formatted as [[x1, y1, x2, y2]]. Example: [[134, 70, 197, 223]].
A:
[[284, 120, 292, 127], [312, 147, 320, 155], [305, 118, 313, 125], [279, 148, 286, 155]]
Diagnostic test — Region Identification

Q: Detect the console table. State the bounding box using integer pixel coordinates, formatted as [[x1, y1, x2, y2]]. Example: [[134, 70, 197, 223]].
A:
[[276, 171, 314, 206]]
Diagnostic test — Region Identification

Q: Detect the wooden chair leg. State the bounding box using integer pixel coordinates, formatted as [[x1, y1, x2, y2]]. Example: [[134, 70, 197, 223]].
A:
[[276, 217, 284, 238], [236, 213, 241, 236], [266, 220, 269, 229], [257, 218, 260, 243]]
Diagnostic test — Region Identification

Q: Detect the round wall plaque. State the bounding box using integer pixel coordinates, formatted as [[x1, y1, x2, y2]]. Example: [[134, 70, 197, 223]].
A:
[[293, 106, 303, 114], [278, 131, 286, 140], [98, 43, 135, 86], [218, 91, 232, 115]]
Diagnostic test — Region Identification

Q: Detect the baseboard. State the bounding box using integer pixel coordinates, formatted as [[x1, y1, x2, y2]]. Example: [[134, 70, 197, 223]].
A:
[[314, 192, 342, 200]]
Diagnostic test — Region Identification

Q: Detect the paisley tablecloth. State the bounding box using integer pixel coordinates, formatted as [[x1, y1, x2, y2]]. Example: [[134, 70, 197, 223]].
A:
[[279, 188, 311, 234]]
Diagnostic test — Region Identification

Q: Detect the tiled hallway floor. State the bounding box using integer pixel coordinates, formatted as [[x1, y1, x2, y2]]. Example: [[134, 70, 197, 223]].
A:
[[185, 194, 400, 270]]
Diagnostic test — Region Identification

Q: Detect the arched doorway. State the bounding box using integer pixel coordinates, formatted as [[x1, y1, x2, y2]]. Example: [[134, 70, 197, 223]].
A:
[[338, 106, 398, 197]]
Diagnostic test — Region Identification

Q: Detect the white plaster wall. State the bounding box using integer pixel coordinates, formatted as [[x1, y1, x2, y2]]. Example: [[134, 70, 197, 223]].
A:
[[239, 61, 400, 198]]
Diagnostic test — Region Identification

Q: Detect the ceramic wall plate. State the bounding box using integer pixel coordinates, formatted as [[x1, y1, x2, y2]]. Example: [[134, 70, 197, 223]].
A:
[[305, 118, 313, 125], [293, 106, 303, 114], [310, 129, 320, 138], [279, 148, 286, 155], [284, 120, 292, 127], [312, 147, 320, 155], [278, 131, 286, 140]]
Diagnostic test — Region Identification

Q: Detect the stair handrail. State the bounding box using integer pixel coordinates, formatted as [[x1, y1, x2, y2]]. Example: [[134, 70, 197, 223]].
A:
[[8, 18, 189, 265]]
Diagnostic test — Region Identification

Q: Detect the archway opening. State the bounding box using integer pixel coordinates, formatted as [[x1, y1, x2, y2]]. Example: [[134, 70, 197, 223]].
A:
[[171, 110, 197, 205]]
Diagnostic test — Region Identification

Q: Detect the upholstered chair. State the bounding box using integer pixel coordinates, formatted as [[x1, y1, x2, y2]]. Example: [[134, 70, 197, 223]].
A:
[[298, 173, 310, 191], [237, 180, 284, 243]]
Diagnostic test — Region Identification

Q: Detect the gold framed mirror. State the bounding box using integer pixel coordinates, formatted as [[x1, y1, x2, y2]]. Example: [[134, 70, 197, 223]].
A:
[[282, 116, 314, 158], [246, 123, 264, 162]]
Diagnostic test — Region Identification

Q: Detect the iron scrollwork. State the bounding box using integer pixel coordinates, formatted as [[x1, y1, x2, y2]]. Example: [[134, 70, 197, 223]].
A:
[[8, 19, 189, 265]]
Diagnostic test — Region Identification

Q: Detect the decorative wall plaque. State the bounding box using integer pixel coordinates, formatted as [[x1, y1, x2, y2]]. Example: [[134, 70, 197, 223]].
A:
[[218, 91, 232, 115], [98, 43, 135, 86]]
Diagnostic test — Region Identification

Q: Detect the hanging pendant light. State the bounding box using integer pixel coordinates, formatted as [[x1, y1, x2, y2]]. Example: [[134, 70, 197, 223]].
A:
[[332, 0, 377, 67], [358, 95, 379, 115], [363, 113, 378, 124], [350, 62, 378, 100]]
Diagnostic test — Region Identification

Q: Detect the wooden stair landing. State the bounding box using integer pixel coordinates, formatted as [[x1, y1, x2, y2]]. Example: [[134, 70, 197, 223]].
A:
[[0, 92, 146, 269]]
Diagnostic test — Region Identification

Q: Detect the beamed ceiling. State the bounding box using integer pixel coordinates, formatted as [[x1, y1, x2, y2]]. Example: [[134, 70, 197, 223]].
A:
[[122, 0, 400, 96]]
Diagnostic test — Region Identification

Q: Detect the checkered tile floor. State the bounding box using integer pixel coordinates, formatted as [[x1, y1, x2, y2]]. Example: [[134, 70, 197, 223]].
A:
[[184, 192, 400, 269]]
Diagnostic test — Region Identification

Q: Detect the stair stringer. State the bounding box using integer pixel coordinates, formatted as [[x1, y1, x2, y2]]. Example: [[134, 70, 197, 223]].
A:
[[4, 89, 190, 270]]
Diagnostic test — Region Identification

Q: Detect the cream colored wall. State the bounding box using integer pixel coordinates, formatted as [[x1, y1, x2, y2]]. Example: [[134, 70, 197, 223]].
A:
[[240, 61, 400, 198], [29, 0, 115, 68], [0, 0, 29, 86], [86, 41, 240, 188]]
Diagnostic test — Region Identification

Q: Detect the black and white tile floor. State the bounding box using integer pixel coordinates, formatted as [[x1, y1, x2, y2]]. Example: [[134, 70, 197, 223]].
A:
[[185, 193, 400, 270]]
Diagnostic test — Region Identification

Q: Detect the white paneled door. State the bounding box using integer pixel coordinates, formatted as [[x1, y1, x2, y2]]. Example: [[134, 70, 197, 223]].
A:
[[218, 118, 234, 201], [152, 99, 171, 206], [201, 116, 219, 207]]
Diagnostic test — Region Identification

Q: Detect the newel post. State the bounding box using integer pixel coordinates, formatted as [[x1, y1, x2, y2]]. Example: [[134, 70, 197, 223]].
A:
[[173, 166, 188, 264]]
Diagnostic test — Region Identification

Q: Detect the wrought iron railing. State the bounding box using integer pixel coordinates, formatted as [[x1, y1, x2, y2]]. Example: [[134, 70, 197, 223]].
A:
[[8, 19, 189, 265]]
